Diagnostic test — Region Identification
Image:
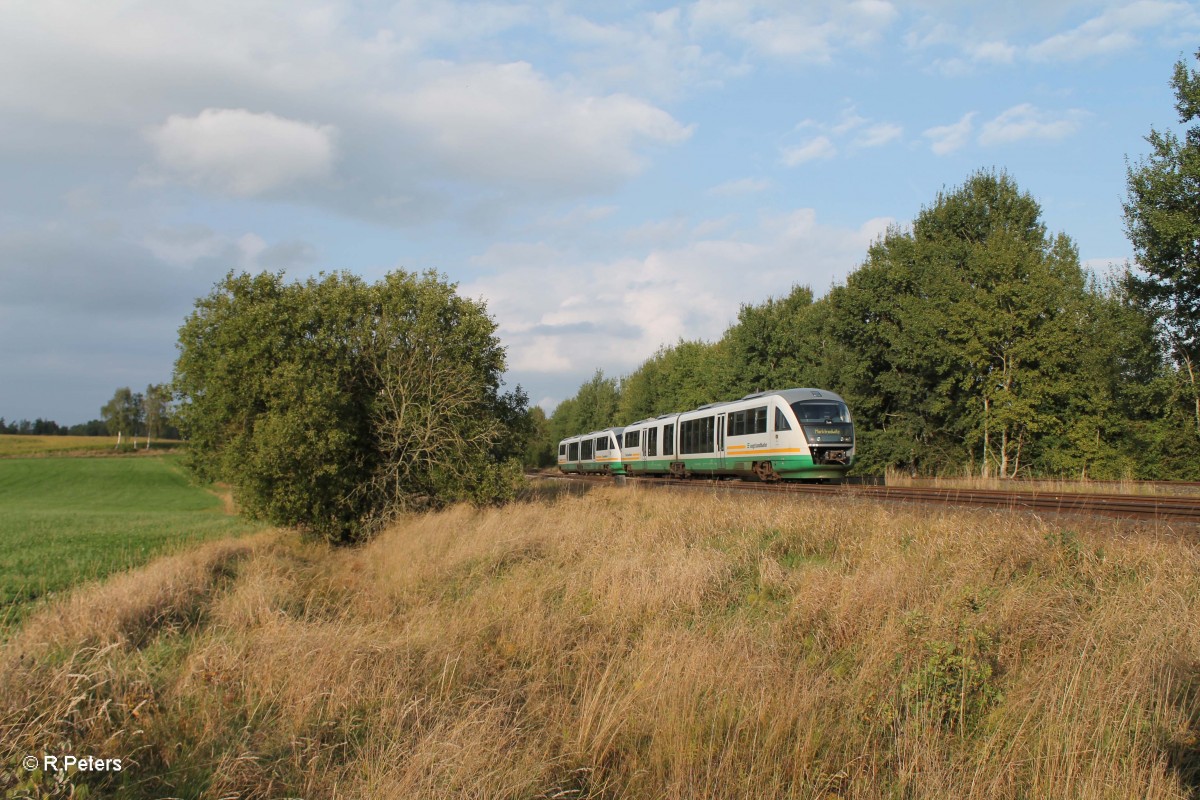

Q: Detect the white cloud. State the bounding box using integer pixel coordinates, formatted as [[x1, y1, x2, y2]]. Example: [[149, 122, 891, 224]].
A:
[[787, 105, 903, 159], [140, 225, 316, 271], [384, 61, 693, 193], [144, 109, 337, 196], [781, 136, 837, 166], [463, 209, 893, 380], [855, 122, 903, 148], [923, 112, 976, 155], [831, 109, 870, 135], [707, 177, 771, 196], [978, 103, 1087, 146], [1028, 1, 1196, 62], [2, 2, 696, 223], [537, 204, 620, 230], [719, 1, 901, 62], [970, 40, 1016, 63], [553, 5, 741, 100], [905, 2, 1200, 73], [622, 217, 691, 247]]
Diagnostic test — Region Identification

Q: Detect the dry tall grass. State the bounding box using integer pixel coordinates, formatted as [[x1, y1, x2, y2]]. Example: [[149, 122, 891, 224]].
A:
[[882, 466, 1200, 497], [2, 485, 1198, 798]]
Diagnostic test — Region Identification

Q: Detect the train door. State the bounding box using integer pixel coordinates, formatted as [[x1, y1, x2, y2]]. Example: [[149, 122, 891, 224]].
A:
[[716, 413, 726, 471]]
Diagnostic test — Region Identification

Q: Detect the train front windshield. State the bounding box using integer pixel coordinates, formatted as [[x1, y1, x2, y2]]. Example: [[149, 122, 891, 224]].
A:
[[790, 401, 851, 423]]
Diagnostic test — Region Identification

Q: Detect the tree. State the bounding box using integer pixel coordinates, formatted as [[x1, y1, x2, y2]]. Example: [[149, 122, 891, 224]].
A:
[[548, 370, 621, 445], [1124, 49, 1200, 433], [101, 387, 144, 439], [725, 285, 819, 391], [173, 270, 526, 543], [142, 384, 172, 442], [825, 171, 1099, 478], [616, 339, 733, 423], [521, 406, 556, 468], [67, 420, 109, 436]]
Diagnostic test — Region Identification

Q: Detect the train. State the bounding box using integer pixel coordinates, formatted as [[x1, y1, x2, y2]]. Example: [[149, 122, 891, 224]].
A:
[[557, 388, 855, 482]]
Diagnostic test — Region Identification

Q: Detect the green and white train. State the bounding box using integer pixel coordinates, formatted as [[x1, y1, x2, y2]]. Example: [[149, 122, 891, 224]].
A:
[[557, 388, 855, 482]]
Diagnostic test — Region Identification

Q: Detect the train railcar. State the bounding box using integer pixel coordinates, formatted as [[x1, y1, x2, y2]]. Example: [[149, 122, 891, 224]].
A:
[[558, 427, 625, 475], [672, 388, 854, 481], [562, 388, 854, 482], [619, 413, 677, 476], [557, 435, 582, 473]]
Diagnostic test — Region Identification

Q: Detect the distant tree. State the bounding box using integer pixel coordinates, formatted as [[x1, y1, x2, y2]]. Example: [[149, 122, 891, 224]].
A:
[[67, 420, 109, 436], [31, 419, 61, 435], [521, 406, 556, 468], [617, 339, 734, 424], [101, 388, 144, 439], [1124, 49, 1200, 434], [142, 383, 172, 441], [548, 369, 621, 445], [174, 270, 526, 543]]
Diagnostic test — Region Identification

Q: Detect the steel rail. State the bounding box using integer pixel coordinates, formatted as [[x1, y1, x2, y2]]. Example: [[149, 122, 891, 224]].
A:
[[531, 473, 1200, 523]]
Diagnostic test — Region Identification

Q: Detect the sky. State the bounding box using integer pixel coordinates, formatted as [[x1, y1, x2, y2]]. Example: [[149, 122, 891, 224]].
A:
[[2, 0, 1199, 425]]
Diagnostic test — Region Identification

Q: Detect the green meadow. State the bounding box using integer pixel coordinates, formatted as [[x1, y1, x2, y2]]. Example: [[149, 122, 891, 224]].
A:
[[0, 455, 262, 627]]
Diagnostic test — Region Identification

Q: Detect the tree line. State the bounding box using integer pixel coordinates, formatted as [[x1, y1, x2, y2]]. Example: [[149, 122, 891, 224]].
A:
[[0, 417, 107, 436], [545, 52, 1200, 481], [1, 384, 178, 439]]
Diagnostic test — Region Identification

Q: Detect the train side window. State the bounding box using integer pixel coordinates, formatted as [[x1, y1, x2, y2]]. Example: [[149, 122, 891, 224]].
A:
[[727, 411, 743, 437], [624, 430, 640, 448], [751, 406, 767, 434], [569, 442, 579, 460], [680, 416, 715, 453], [582, 440, 593, 459], [559, 444, 566, 456], [595, 436, 608, 453], [664, 424, 674, 455], [775, 407, 791, 431], [646, 427, 658, 457]]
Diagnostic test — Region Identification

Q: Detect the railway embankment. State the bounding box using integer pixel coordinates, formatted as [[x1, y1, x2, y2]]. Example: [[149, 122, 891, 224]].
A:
[[2, 485, 1198, 798]]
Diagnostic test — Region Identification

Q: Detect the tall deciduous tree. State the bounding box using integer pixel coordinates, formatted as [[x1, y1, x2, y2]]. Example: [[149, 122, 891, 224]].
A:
[[173, 270, 526, 543], [829, 171, 1095, 477], [101, 387, 144, 439], [1124, 49, 1200, 433], [142, 383, 172, 442]]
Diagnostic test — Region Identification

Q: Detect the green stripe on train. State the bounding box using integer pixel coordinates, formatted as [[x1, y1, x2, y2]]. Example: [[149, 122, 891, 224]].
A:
[[624, 454, 849, 478]]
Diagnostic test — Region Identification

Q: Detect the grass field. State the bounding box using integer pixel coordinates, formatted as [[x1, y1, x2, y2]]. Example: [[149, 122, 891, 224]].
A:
[[0, 455, 263, 627], [2, 485, 1198, 798], [0, 434, 182, 457]]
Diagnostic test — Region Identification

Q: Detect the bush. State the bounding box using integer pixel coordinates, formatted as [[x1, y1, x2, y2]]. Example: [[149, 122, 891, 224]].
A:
[[173, 270, 527, 543]]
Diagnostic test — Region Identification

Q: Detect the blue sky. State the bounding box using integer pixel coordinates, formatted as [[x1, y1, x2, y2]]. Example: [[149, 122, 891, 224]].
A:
[[2, 0, 1198, 424]]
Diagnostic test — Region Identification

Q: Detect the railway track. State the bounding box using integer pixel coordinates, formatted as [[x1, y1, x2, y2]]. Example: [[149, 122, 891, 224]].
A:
[[532, 473, 1200, 523]]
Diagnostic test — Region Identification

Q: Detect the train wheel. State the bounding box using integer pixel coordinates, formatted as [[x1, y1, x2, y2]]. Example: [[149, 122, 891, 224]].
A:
[[753, 461, 779, 482]]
